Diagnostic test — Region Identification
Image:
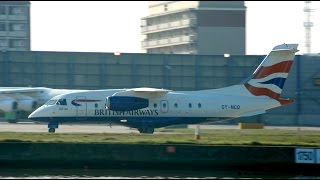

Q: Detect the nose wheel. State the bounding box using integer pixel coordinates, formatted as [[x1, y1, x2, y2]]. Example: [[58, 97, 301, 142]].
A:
[[48, 128, 56, 133]]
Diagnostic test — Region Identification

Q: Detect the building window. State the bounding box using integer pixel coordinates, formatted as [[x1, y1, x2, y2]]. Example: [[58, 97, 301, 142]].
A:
[[0, 23, 6, 31], [10, 23, 25, 31], [9, 6, 25, 15], [0, 39, 8, 47], [0, 6, 6, 15], [10, 39, 25, 48]]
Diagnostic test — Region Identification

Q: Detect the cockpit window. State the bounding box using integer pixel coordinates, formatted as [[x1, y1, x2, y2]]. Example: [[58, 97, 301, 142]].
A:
[[56, 99, 67, 106], [45, 99, 58, 105]]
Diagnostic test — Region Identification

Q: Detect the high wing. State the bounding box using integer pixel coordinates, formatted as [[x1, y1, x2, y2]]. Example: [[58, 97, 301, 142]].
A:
[[111, 87, 172, 99], [0, 87, 48, 95], [0, 87, 50, 112]]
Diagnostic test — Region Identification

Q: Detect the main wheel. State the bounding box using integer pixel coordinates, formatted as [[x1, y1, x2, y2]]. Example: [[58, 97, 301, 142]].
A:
[[146, 128, 154, 134], [138, 127, 154, 134], [48, 128, 55, 133]]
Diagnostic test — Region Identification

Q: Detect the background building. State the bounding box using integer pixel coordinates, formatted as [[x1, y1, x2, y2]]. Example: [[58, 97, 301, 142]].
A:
[[141, 1, 246, 55], [0, 51, 320, 126], [0, 1, 30, 51]]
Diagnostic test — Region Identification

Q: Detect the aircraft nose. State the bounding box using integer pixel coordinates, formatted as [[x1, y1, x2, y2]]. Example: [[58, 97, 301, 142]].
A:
[[28, 106, 44, 120], [28, 110, 37, 120]]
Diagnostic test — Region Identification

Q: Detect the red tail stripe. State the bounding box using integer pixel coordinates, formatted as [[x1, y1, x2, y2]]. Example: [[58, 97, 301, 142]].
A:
[[245, 84, 294, 105], [276, 99, 294, 106], [245, 83, 280, 99], [253, 61, 293, 79]]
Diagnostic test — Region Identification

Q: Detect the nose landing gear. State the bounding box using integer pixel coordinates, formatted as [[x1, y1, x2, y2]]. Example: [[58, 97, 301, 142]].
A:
[[48, 121, 59, 133]]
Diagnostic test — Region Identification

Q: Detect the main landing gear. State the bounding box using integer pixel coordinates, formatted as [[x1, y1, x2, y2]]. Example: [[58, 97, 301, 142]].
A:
[[138, 127, 155, 134], [48, 121, 59, 133]]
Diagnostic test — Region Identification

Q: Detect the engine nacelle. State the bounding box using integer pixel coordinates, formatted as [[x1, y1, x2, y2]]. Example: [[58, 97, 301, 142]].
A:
[[106, 96, 149, 111], [0, 98, 18, 112], [17, 99, 37, 112]]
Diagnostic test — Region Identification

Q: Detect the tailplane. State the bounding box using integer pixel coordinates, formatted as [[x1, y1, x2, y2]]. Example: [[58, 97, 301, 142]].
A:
[[243, 43, 299, 104]]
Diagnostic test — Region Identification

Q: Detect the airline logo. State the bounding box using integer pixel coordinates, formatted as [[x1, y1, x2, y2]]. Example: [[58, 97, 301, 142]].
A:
[[71, 99, 101, 106], [245, 59, 293, 100]]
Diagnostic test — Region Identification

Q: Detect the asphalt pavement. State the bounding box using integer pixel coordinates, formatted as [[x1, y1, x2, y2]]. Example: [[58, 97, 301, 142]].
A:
[[1, 121, 319, 133]]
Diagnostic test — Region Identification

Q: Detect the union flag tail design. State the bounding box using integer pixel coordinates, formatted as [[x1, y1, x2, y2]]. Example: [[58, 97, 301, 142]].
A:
[[244, 44, 299, 105]]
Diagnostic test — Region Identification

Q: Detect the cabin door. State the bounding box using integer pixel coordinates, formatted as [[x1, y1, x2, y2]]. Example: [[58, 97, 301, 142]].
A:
[[76, 96, 87, 119]]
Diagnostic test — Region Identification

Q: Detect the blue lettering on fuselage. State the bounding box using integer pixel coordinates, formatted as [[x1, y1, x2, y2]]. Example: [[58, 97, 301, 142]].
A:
[[95, 109, 159, 116]]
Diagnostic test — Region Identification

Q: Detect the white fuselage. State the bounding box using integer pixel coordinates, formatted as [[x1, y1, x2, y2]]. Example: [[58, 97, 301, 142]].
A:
[[27, 43, 299, 133], [29, 86, 281, 128]]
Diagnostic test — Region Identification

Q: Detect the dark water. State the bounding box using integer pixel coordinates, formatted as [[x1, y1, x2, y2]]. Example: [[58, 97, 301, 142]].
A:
[[0, 168, 315, 179]]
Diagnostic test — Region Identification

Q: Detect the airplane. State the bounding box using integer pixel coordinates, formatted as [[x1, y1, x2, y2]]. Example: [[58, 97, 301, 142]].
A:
[[0, 87, 86, 122], [28, 43, 299, 134]]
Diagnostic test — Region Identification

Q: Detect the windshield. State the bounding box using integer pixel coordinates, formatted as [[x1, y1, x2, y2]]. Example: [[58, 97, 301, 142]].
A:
[[56, 99, 67, 106], [45, 99, 58, 105]]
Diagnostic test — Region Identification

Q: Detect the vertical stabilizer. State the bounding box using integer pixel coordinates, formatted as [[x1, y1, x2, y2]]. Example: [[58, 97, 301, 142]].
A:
[[244, 44, 299, 103]]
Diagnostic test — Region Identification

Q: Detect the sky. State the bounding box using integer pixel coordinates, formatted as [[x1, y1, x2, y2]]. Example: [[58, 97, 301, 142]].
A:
[[30, 1, 320, 55]]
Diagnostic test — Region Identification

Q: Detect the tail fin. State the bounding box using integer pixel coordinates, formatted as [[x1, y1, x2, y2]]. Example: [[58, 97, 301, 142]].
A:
[[244, 43, 299, 102]]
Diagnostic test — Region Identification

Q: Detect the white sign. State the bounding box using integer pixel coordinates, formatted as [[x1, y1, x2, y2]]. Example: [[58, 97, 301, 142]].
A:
[[295, 148, 315, 164]]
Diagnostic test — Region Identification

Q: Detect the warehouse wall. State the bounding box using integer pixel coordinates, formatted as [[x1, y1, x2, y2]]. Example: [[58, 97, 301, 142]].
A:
[[0, 51, 319, 126]]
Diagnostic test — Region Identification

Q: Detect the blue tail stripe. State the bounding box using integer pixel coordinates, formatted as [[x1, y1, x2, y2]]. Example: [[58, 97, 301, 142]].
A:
[[260, 77, 286, 89]]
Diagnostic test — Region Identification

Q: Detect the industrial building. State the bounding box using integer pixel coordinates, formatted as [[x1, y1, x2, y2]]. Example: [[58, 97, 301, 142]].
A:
[[0, 1, 30, 51], [141, 1, 246, 55], [0, 51, 319, 126]]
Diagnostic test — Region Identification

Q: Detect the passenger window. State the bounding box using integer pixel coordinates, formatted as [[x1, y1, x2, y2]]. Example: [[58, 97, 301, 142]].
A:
[[95, 103, 98, 108], [163, 103, 166, 108], [56, 99, 67, 106], [174, 103, 178, 108], [189, 103, 192, 108], [154, 103, 157, 108], [198, 103, 201, 108]]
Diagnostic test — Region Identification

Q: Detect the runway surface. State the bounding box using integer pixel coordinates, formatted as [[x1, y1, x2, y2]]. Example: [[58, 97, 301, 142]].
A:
[[1, 120, 320, 133], [0, 121, 138, 133]]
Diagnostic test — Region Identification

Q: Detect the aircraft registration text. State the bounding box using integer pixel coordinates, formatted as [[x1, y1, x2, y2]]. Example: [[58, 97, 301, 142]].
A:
[[221, 105, 240, 110]]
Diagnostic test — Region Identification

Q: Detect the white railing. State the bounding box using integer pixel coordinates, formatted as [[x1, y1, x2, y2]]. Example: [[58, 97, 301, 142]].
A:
[[141, 19, 196, 34], [142, 35, 197, 48]]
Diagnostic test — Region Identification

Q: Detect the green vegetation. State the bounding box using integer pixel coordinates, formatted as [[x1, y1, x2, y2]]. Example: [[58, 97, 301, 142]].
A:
[[0, 128, 319, 147]]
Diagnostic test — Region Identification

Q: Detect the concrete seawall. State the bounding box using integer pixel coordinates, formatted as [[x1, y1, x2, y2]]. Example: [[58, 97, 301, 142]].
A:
[[0, 142, 318, 174]]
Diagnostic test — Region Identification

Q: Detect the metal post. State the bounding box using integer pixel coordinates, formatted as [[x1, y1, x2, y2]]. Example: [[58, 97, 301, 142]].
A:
[[296, 55, 301, 126], [194, 124, 200, 140]]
